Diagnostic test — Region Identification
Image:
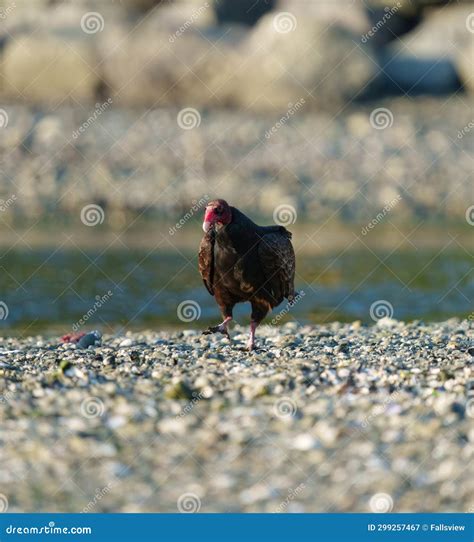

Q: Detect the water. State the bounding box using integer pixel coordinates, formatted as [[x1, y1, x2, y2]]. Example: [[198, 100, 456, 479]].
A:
[[0, 246, 472, 335]]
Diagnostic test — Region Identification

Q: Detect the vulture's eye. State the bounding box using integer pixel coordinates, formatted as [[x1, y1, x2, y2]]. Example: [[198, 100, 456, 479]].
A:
[[215, 207, 222, 215]]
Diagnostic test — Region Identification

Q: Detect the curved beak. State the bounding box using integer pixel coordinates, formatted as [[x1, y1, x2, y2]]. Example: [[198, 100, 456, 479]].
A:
[[202, 220, 212, 233]]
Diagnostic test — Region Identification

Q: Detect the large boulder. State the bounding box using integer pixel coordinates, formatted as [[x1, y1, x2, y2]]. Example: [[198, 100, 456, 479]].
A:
[[98, 2, 240, 107], [0, 3, 118, 104], [2, 32, 102, 104], [386, 4, 473, 94], [227, 2, 374, 110]]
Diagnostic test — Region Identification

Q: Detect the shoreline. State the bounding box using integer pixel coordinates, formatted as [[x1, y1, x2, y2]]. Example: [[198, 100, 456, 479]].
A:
[[1, 319, 472, 512], [0, 222, 471, 252]]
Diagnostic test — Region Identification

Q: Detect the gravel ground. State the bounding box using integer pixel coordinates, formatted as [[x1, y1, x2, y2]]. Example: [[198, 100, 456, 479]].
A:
[[0, 319, 473, 513]]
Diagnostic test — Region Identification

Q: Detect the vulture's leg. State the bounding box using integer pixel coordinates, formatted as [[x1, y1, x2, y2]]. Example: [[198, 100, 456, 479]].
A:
[[247, 321, 258, 351], [248, 299, 270, 351]]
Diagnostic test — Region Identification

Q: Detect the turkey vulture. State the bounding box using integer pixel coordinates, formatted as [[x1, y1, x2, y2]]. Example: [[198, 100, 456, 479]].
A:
[[198, 199, 295, 350]]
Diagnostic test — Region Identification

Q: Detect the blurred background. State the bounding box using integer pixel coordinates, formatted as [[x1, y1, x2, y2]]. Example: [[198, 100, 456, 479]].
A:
[[0, 0, 472, 334]]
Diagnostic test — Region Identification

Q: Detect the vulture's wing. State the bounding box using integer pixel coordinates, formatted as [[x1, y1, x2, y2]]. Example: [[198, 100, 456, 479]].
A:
[[258, 230, 295, 303], [198, 231, 215, 296]]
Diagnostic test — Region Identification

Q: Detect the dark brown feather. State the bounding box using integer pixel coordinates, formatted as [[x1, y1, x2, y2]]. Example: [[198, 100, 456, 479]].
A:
[[257, 231, 295, 304], [198, 230, 215, 296]]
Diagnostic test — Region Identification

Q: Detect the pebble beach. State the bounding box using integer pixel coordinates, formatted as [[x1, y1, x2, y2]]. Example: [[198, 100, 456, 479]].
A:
[[1, 319, 473, 513]]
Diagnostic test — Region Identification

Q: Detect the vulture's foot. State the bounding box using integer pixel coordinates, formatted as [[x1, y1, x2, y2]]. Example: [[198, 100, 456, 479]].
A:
[[202, 317, 232, 340]]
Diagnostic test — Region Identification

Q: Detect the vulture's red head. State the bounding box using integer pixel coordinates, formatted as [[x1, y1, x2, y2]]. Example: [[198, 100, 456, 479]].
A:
[[203, 199, 232, 233]]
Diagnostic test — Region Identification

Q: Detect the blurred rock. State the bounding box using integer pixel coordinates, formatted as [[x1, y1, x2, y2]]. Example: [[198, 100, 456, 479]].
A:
[[380, 4, 472, 95], [2, 31, 103, 104], [98, 2, 230, 107], [230, 3, 374, 110]]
